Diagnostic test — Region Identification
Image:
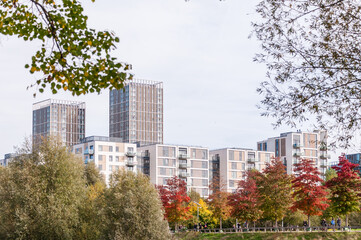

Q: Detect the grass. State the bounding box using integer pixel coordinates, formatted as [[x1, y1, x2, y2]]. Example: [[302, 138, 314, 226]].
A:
[[176, 231, 361, 240]]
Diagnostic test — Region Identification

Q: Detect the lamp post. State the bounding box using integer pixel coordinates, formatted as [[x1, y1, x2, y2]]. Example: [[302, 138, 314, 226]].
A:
[[193, 201, 201, 231]]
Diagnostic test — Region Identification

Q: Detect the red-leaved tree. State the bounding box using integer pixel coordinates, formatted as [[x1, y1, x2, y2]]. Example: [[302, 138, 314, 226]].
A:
[[291, 159, 329, 227], [157, 176, 191, 230], [326, 154, 361, 226], [228, 170, 263, 228]]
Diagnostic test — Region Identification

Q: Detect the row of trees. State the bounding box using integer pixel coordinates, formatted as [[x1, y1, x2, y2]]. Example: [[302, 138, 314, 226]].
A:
[[158, 155, 361, 230], [0, 139, 171, 240]]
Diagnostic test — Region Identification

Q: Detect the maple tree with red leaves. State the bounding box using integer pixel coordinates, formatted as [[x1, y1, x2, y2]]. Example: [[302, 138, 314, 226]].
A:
[[157, 176, 191, 230], [291, 159, 329, 227], [228, 171, 263, 228], [326, 154, 361, 226]]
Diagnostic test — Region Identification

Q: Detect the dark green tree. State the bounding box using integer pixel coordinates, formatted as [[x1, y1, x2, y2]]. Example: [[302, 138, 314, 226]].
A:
[[1, 0, 132, 96]]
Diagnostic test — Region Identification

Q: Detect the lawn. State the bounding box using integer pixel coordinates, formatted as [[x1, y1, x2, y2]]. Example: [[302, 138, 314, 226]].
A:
[[176, 231, 361, 240]]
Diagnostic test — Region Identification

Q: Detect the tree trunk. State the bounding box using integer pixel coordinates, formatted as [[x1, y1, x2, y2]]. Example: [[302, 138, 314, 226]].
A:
[[308, 215, 311, 227], [346, 215, 348, 228], [275, 219, 278, 228], [220, 217, 222, 230], [175, 223, 178, 232]]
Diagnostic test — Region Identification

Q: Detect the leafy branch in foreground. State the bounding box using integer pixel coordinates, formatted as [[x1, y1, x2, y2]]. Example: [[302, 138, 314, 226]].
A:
[[253, 0, 361, 147], [0, 0, 132, 96]]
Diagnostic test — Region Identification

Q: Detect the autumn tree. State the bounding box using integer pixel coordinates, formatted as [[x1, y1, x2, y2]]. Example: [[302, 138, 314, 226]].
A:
[[207, 175, 231, 230], [157, 176, 191, 231], [188, 199, 216, 228], [228, 171, 263, 228], [257, 158, 293, 227], [0, 0, 132, 96], [326, 154, 361, 226], [253, 0, 361, 147], [291, 159, 329, 227]]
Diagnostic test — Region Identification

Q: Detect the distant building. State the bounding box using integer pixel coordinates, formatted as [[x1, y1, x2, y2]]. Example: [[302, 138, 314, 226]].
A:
[[72, 136, 138, 184], [0, 153, 16, 167], [32, 99, 85, 148], [346, 153, 361, 174], [109, 79, 163, 146], [257, 130, 328, 176], [209, 148, 274, 193], [138, 144, 209, 198]]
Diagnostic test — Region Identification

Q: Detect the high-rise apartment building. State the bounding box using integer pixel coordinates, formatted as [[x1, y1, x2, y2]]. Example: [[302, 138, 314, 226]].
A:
[[209, 148, 274, 193], [138, 144, 209, 198], [346, 153, 361, 175], [257, 130, 328, 176], [109, 79, 163, 146], [32, 99, 86, 147], [72, 136, 138, 184]]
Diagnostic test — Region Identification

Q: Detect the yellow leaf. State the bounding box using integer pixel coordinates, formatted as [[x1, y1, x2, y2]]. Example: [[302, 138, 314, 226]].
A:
[[63, 86, 68, 91], [84, 72, 89, 77], [87, 41, 92, 46], [30, 66, 36, 73]]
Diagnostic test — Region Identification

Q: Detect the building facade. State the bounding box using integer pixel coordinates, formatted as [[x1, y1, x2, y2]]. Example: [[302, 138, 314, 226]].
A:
[[346, 153, 361, 175], [32, 99, 85, 148], [109, 79, 163, 146], [209, 148, 274, 193], [138, 144, 209, 198], [257, 130, 328, 176], [0, 153, 16, 167], [72, 136, 138, 184]]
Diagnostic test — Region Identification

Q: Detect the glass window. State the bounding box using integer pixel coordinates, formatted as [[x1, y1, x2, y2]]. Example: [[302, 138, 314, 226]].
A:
[[202, 188, 208, 196], [239, 152, 243, 161], [242, 163, 245, 170], [98, 145, 103, 151], [202, 170, 207, 178], [109, 156, 113, 162], [202, 179, 208, 187], [231, 171, 237, 179], [231, 162, 237, 169], [116, 146, 119, 152], [98, 155, 103, 161], [229, 151, 234, 160], [90, 145, 93, 150], [229, 180, 234, 188], [163, 158, 169, 166], [160, 168, 166, 175], [109, 165, 112, 171], [109, 146, 113, 152], [115, 156, 119, 162], [98, 164, 103, 171], [202, 161, 208, 169], [202, 150, 208, 160]]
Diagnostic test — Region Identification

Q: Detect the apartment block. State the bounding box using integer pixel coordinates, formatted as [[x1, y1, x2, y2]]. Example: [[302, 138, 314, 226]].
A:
[[32, 99, 85, 148], [257, 130, 328, 176], [0, 153, 16, 167], [138, 144, 209, 198], [346, 153, 361, 175], [72, 136, 138, 184], [209, 148, 274, 193], [109, 79, 163, 146]]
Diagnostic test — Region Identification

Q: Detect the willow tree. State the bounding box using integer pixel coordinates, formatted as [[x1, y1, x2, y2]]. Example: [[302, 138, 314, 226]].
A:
[[253, 0, 361, 147], [0, 0, 132, 96]]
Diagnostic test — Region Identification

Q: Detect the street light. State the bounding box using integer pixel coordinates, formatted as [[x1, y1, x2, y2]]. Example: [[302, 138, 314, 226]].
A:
[[193, 201, 201, 231]]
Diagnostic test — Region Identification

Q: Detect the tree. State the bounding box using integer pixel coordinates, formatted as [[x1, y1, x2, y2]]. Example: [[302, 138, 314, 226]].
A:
[[326, 154, 361, 226], [291, 159, 329, 226], [207, 175, 231, 230], [228, 171, 263, 228], [157, 176, 191, 231], [253, 0, 361, 147], [187, 199, 216, 228], [325, 168, 338, 181], [257, 158, 293, 227], [1, 0, 132, 96], [104, 170, 170, 240], [0, 138, 87, 239]]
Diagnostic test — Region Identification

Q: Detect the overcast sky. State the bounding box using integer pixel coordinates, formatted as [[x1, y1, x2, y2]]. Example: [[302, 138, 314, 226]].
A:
[[0, 0, 343, 159]]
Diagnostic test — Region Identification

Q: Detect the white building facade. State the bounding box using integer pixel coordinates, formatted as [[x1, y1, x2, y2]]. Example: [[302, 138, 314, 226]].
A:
[[72, 136, 138, 184]]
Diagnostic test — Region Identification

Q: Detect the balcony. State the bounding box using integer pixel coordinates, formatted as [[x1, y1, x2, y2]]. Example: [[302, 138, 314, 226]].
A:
[[293, 152, 303, 158], [293, 143, 302, 149], [178, 153, 189, 159], [320, 146, 327, 151], [126, 151, 136, 157], [179, 172, 190, 178], [88, 149, 94, 155], [320, 164, 327, 168], [247, 158, 256, 163], [179, 162, 191, 169], [126, 160, 137, 166], [320, 154, 330, 159]]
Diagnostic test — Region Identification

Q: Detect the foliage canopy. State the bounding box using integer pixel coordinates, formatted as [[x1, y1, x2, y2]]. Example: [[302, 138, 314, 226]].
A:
[[253, 0, 361, 147], [0, 0, 132, 96]]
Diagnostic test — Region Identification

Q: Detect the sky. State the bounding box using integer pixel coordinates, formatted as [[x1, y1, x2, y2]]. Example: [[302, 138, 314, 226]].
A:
[[0, 0, 342, 159]]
